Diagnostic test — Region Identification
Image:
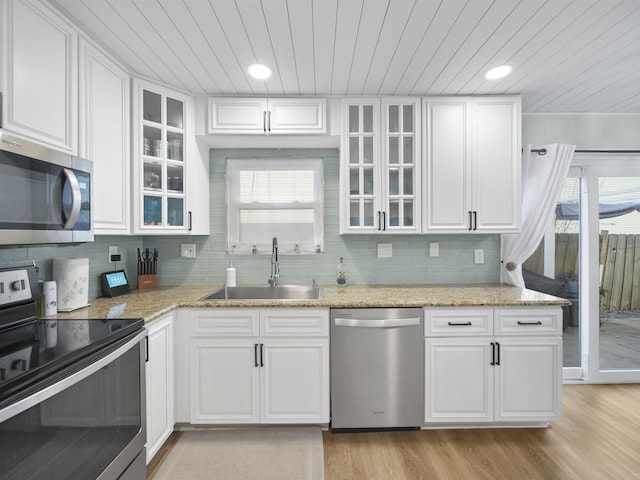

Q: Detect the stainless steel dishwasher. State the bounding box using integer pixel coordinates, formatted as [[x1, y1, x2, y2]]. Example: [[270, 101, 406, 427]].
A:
[[330, 308, 424, 430]]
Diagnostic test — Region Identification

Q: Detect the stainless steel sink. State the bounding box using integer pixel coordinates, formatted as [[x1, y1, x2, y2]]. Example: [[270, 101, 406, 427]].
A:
[[201, 285, 323, 301]]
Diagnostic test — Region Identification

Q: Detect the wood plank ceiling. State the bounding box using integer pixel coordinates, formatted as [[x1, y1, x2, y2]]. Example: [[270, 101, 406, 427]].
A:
[[49, 0, 640, 113]]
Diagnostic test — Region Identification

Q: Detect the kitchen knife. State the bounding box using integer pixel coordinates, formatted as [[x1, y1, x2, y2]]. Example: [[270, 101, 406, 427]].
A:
[[153, 248, 158, 274]]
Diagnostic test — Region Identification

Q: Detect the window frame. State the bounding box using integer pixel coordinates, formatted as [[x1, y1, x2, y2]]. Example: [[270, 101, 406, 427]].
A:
[[226, 157, 324, 254]]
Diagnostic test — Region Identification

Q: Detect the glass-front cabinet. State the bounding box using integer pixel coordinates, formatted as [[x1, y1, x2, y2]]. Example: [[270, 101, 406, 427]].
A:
[[340, 97, 421, 234], [133, 80, 190, 233]]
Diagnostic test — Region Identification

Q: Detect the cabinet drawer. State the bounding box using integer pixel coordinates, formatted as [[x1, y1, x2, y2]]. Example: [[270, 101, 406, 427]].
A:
[[260, 309, 329, 337], [494, 307, 562, 335], [189, 309, 260, 337], [424, 308, 493, 336]]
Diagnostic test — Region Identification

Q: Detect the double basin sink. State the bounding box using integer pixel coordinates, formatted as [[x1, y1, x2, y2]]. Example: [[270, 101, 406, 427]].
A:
[[201, 284, 323, 301]]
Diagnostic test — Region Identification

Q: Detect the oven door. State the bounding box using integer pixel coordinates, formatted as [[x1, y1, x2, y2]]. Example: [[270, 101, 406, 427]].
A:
[[0, 329, 146, 480]]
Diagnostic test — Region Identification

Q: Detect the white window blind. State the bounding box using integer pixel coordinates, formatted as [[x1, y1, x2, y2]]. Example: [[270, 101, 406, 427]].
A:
[[226, 158, 324, 254]]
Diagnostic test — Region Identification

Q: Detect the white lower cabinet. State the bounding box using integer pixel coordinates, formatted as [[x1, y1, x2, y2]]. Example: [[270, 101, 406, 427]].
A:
[[145, 313, 174, 464], [187, 308, 329, 425], [260, 338, 329, 423], [424, 307, 562, 425]]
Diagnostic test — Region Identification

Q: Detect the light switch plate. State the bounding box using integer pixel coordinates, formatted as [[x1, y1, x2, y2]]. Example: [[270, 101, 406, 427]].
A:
[[181, 243, 196, 258], [378, 243, 392, 258], [108, 245, 118, 263], [429, 243, 439, 257], [474, 249, 484, 264]]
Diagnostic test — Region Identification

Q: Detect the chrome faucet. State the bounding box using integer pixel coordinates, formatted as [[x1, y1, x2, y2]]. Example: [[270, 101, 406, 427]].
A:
[[268, 237, 280, 286]]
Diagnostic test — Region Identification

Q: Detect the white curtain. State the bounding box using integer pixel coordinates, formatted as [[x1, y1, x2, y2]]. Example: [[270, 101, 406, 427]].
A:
[[501, 144, 576, 287]]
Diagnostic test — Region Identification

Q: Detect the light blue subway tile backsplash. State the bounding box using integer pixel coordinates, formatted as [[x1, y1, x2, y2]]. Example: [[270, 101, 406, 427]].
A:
[[1, 147, 500, 300]]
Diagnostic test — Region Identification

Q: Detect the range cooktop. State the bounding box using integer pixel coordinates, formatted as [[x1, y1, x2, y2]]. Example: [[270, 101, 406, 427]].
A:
[[0, 317, 144, 407]]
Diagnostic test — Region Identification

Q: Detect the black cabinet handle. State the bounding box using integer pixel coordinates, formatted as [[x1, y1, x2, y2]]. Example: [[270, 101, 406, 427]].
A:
[[448, 321, 472, 326], [267, 111, 272, 132], [260, 343, 264, 367], [254, 343, 259, 367], [468, 211, 473, 230], [473, 211, 478, 231], [145, 336, 149, 363], [188, 211, 192, 231], [490, 342, 495, 365], [382, 211, 386, 231], [263, 111, 267, 133], [377, 211, 382, 231], [495, 342, 501, 365], [517, 321, 543, 325]]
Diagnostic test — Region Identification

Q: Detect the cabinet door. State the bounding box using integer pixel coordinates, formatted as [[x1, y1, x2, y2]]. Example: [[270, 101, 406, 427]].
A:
[[190, 338, 260, 424], [79, 40, 130, 234], [268, 98, 326, 134], [382, 98, 421, 232], [260, 338, 329, 423], [145, 314, 174, 463], [208, 97, 268, 133], [471, 97, 521, 233], [340, 98, 381, 233], [133, 80, 198, 234], [425, 337, 493, 423], [423, 97, 471, 233], [494, 336, 562, 422], [1, 0, 77, 152]]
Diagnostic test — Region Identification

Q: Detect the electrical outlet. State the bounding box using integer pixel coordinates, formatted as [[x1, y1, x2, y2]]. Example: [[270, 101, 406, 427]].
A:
[[181, 243, 197, 258], [377, 243, 392, 258], [429, 243, 439, 257], [108, 245, 118, 263], [474, 249, 484, 264]]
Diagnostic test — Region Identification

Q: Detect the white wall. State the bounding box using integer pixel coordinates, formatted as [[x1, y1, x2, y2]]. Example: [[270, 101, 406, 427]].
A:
[[523, 114, 640, 149]]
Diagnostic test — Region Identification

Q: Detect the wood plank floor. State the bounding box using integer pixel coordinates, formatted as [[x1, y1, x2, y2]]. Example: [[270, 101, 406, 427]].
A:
[[148, 384, 640, 480], [323, 384, 640, 480]]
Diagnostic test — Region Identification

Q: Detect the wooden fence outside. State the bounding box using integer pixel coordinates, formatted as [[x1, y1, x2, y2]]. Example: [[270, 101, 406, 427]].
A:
[[524, 231, 640, 311]]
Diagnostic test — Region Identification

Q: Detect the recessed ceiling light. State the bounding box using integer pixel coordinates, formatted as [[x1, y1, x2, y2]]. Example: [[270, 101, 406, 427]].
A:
[[247, 63, 272, 80], [485, 65, 512, 80]]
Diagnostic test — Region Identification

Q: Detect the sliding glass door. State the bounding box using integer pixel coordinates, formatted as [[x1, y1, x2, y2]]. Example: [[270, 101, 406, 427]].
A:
[[525, 155, 640, 383], [589, 166, 640, 381]]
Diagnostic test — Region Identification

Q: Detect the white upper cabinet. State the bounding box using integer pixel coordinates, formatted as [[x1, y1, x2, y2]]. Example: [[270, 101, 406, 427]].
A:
[[1, 0, 77, 152], [131, 79, 209, 235], [79, 39, 130, 234], [340, 97, 421, 234], [208, 97, 326, 134], [423, 96, 521, 234]]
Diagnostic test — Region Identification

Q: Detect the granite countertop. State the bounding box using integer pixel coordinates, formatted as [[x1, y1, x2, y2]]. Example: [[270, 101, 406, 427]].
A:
[[46, 284, 569, 324]]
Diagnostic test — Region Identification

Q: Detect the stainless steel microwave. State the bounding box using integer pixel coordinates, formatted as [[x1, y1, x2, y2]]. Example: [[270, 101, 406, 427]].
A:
[[0, 132, 93, 245]]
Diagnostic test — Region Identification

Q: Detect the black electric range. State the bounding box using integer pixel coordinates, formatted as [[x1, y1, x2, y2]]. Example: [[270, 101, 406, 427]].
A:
[[0, 265, 143, 408]]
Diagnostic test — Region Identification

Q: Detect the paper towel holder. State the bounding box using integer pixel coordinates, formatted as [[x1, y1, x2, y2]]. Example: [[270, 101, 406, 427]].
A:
[[100, 270, 131, 297]]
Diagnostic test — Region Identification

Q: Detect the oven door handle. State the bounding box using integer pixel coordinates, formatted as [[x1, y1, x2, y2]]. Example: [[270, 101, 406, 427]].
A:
[[334, 317, 421, 328], [0, 328, 147, 423]]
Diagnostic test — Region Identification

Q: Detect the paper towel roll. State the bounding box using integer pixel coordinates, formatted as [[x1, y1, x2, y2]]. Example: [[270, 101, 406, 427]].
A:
[[43, 281, 57, 316], [53, 257, 89, 312]]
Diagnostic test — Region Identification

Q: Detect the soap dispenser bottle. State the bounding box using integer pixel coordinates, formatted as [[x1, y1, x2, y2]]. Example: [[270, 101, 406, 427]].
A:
[[336, 257, 347, 287], [226, 262, 236, 287]]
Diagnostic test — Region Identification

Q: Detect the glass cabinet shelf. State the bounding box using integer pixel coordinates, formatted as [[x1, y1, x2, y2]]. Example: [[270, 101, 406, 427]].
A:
[[341, 97, 421, 234], [137, 82, 188, 230]]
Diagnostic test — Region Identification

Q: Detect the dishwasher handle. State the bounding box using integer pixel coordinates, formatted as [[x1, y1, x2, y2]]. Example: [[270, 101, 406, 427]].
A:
[[334, 317, 421, 328]]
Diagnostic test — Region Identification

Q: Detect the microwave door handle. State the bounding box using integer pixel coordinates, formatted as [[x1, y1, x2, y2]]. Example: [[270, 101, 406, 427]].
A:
[[62, 168, 81, 229]]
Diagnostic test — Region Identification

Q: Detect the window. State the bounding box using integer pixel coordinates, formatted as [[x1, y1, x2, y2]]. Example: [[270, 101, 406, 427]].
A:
[[226, 158, 324, 254]]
